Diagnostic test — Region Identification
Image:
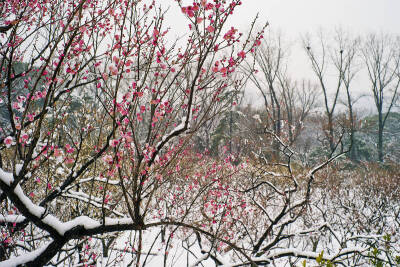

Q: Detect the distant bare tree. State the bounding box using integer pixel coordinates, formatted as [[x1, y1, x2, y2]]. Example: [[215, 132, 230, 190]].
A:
[[362, 33, 400, 162], [243, 31, 317, 158], [331, 29, 361, 160], [246, 31, 285, 159], [277, 76, 318, 146], [304, 32, 344, 154]]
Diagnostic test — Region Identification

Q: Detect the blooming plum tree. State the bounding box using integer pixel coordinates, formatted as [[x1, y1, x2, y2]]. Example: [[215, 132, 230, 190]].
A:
[[0, 0, 267, 265]]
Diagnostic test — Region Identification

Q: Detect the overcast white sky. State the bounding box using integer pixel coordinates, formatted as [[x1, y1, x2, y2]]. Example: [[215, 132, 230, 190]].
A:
[[164, 0, 400, 37], [163, 0, 400, 110], [233, 0, 400, 36]]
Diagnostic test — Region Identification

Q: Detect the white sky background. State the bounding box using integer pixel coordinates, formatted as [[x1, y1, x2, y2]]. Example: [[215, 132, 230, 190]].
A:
[[163, 0, 400, 34], [233, 0, 400, 35], [161, 0, 400, 112]]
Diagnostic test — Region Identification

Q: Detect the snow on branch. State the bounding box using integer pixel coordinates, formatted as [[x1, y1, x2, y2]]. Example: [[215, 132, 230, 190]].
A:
[[0, 167, 135, 237], [0, 243, 49, 267], [155, 116, 187, 151]]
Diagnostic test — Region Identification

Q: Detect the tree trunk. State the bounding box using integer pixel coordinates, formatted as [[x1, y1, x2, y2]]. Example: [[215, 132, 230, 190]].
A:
[[328, 113, 335, 153], [378, 112, 384, 162], [348, 107, 356, 161]]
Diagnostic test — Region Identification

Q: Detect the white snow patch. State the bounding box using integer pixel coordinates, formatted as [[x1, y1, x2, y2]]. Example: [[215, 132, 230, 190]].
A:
[[252, 114, 262, 123], [0, 214, 25, 224], [0, 168, 13, 185]]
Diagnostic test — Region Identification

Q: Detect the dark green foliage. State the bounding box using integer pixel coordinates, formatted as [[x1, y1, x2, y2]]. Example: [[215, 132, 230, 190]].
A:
[[210, 110, 241, 156], [353, 112, 400, 162]]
